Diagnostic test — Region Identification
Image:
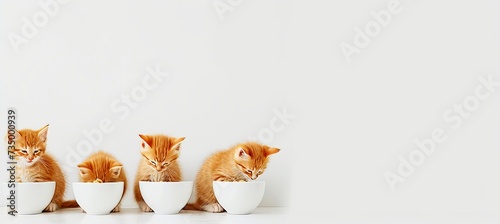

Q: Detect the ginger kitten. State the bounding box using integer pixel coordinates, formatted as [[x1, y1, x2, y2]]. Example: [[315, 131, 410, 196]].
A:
[[134, 134, 186, 212], [185, 142, 280, 213], [7, 125, 68, 212], [77, 151, 127, 212]]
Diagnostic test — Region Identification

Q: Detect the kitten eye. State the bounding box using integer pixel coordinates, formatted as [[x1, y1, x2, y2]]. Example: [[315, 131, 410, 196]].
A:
[[21, 150, 27, 154], [258, 170, 263, 174], [162, 162, 170, 167], [150, 160, 156, 165], [34, 150, 40, 154]]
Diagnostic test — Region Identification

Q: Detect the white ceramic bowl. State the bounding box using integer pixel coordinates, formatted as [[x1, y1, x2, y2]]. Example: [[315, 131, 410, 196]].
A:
[[73, 182, 124, 215], [15, 182, 56, 215], [213, 181, 265, 215], [139, 181, 193, 214]]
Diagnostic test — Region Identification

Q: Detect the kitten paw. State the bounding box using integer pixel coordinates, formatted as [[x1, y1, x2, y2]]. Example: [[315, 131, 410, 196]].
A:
[[202, 203, 224, 213], [111, 204, 121, 212], [43, 202, 58, 212], [138, 201, 153, 212]]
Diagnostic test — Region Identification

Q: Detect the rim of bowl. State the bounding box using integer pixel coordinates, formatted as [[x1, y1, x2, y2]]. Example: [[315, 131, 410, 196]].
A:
[[73, 182, 124, 185], [212, 180, 265, 184], [139, 181, 193, 183]]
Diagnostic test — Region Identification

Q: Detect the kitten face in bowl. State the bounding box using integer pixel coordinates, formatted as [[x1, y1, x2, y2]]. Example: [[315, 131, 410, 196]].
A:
[[77, 151, 127, 213]]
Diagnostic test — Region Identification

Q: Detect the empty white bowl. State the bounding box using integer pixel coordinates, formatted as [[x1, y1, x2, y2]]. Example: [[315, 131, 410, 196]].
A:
[[139, 181, 193, 214], [73, 182, 124, 215], [15, 182, 56, 215], [213, 181, 265, 215]]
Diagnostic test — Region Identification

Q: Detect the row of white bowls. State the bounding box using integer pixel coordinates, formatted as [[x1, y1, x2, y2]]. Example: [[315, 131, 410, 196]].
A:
[[14, 181, 265, 215]]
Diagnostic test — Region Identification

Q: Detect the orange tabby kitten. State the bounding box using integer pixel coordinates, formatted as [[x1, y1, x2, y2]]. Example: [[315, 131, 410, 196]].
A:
[[7, 125, 69, 212], [77, 151, 127, 212], [185, 142, 280, 213], [134, 134, 186, 212]]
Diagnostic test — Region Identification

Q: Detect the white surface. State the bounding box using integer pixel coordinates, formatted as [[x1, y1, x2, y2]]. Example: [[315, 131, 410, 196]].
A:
[[0, 0, 499, 220], [0, 207, 290, 224], [213, 181, 265, 215], [17, 182, 55, 215], [73, 182, 123, 215], [1, 207, 500, 224], [139, 181, 193, 214]]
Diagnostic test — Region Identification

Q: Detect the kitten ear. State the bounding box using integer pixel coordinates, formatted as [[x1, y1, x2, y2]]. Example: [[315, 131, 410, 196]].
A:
[[139, 134, 153, 148], [172, 137, 186, 151], [14, 129, 22, 139], [78, 166, 91, 177], [37, 124, 49, 143], [265, 147, 281, 156], [235, 148, 250, 160], [109, 166, 123, 178], [5, 129, 21, 144]]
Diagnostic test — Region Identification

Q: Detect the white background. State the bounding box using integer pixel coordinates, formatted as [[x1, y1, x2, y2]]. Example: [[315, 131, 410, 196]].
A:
[[1, 0, 500, 222]]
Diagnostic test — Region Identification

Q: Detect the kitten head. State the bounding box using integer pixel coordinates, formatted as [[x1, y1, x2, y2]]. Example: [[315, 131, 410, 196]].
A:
[[139, 134, 185, 172], [78, 151, 123, 183], [7, 125, 49, 167], [233, 142, 280, 180]]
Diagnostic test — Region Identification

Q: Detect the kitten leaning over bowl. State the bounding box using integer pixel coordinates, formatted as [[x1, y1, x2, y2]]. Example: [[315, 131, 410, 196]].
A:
[[184, 141, 280, 213], [75, 151, 127, 212]]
